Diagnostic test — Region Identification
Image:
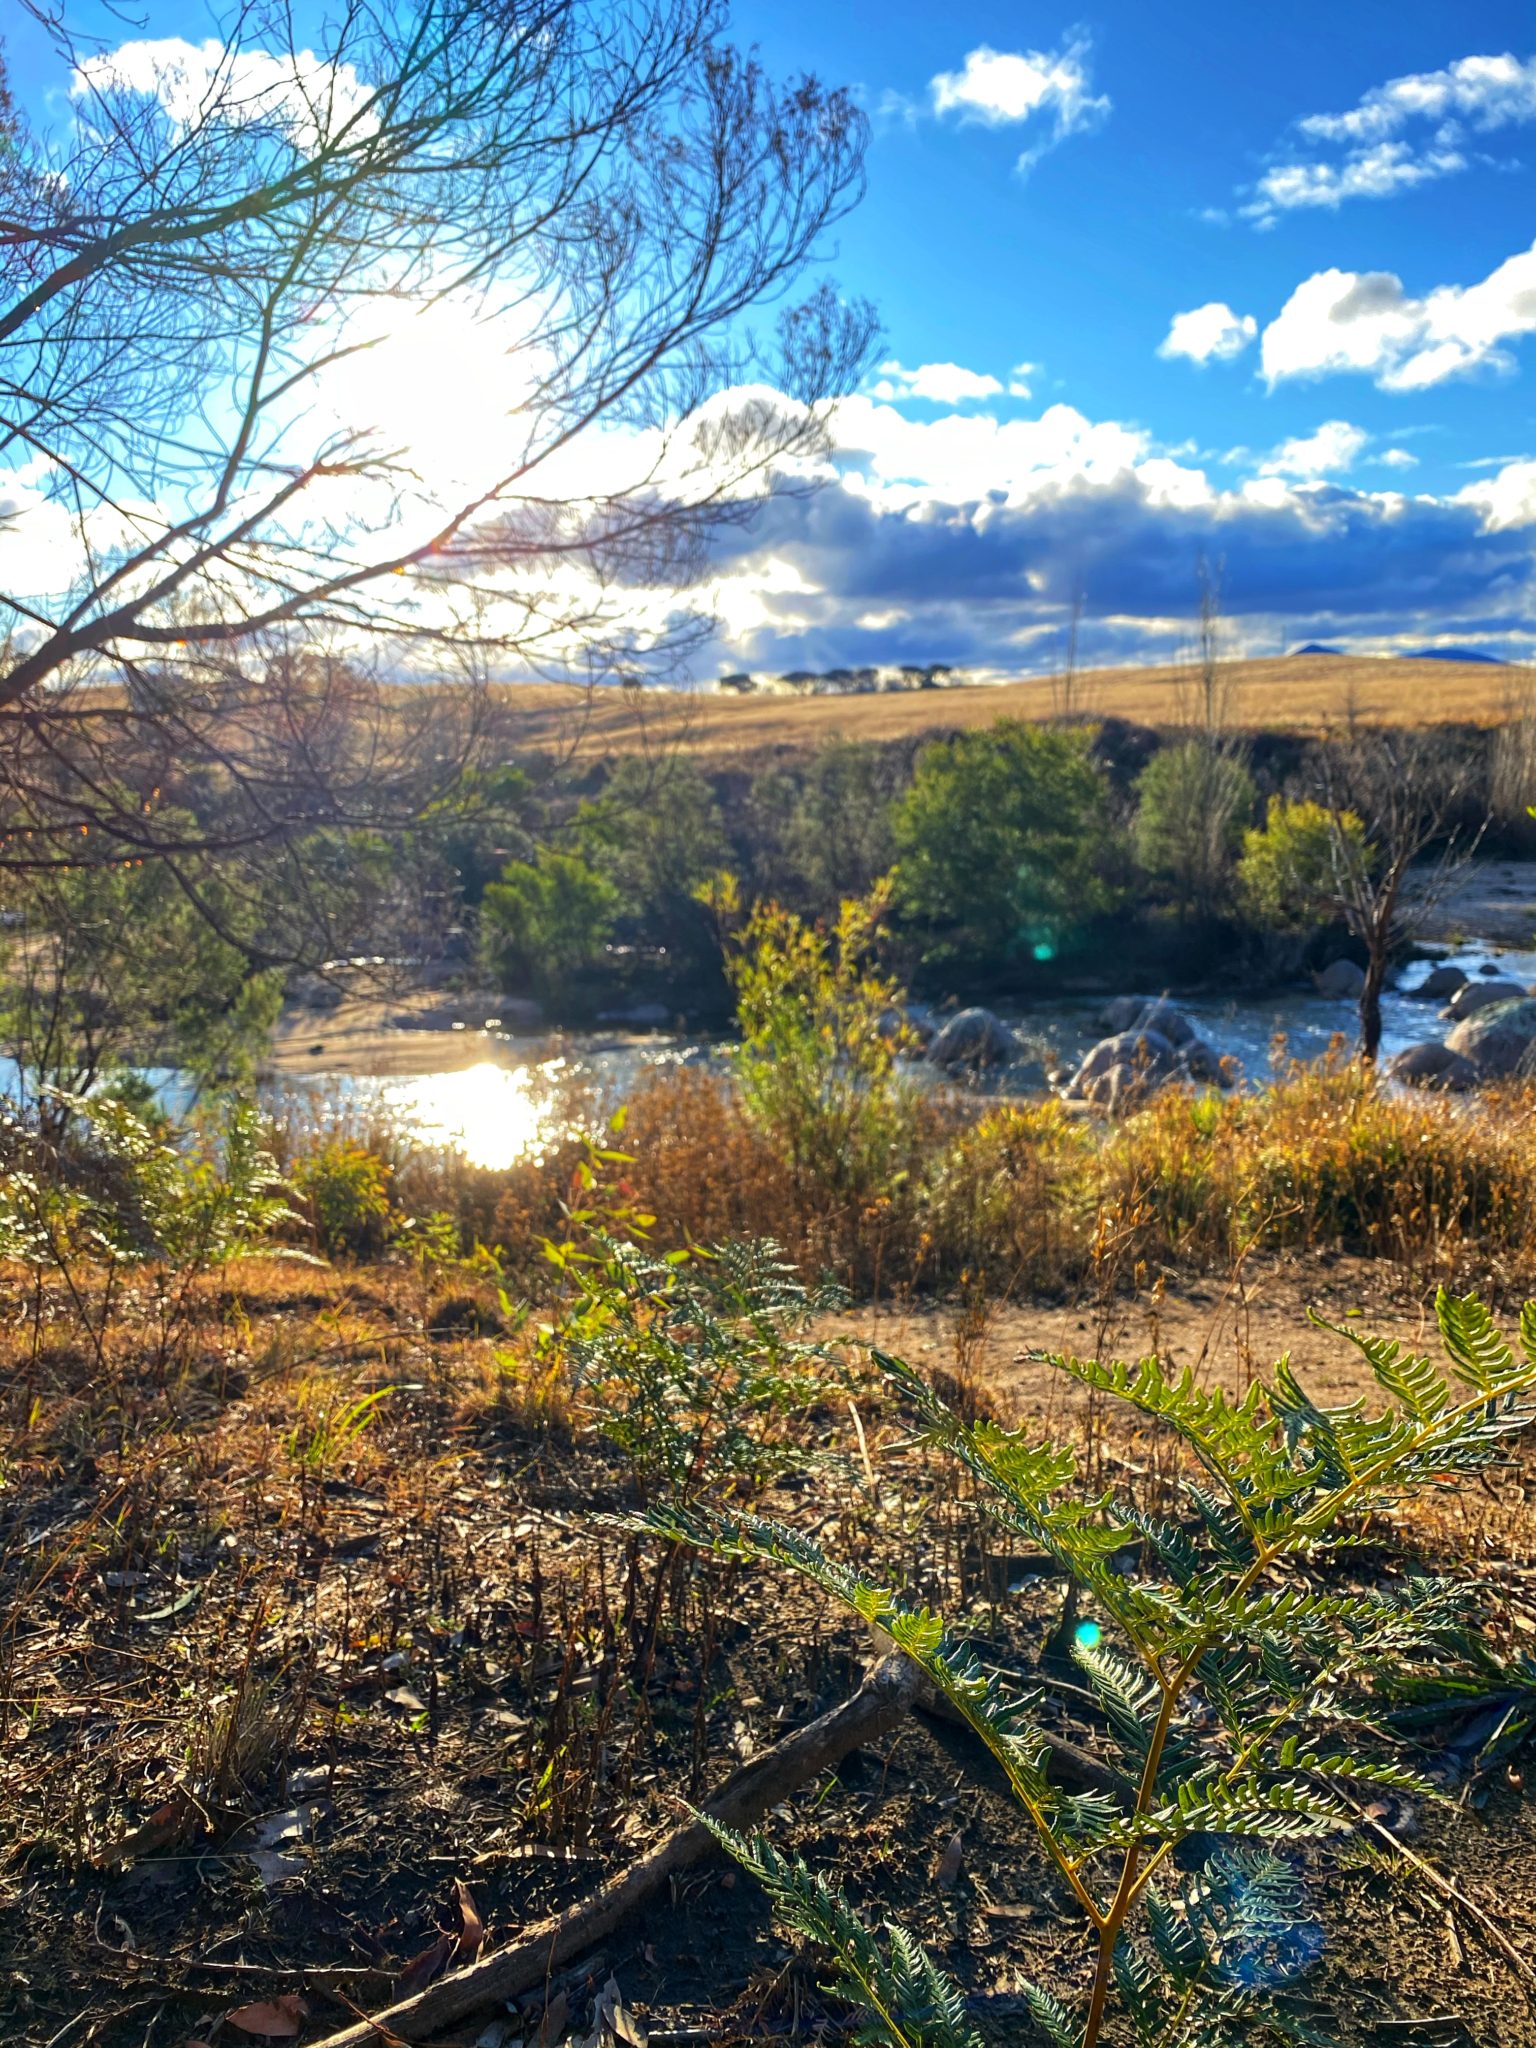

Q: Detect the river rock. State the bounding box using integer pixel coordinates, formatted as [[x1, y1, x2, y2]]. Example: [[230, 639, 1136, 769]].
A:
[[1388, 1041, 1479, 1092], [1443, 977, 1526, 1021], [1098, 996, 1198, 1047], [1180, 1038, 1226, 1084], [927, 1007, 1019, 1070], [1315, 958, 1366, 1000], [1065, 1028, 1178, 1098], [1405, 963, 1468, 1001], [1446, 998, 1536, 1077]]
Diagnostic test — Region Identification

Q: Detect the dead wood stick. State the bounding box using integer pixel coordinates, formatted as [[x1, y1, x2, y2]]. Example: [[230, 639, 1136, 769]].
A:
[[306, 1654, 923, 2048], [1337, 1788, 1536, 1994]]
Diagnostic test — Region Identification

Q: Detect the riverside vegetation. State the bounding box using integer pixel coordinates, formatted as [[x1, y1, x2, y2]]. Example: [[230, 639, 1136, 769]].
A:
[[5, 897, 1536, 2047]]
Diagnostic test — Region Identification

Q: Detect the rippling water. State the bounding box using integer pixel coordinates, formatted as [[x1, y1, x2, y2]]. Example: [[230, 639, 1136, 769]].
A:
[[281, 940, 1536, 1171]]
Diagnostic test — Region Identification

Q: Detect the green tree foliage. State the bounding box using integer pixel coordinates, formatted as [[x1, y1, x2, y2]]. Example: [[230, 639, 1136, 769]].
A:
[[479, 847, 619, 1001], [573, 755, 731, 976], [892, 721, 1118, 970], [721, 881, 919, 1206], [1134, 741, 1256, 919], [0, 828, 281, 1123], [1237, 797, 1372, 931], [783, 739, 903, 910], [648, 1288, 1536, 2048]]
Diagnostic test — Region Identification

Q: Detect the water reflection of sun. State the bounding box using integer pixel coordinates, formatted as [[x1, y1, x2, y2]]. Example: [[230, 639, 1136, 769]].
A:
[[378, 1060, 559, 1169]]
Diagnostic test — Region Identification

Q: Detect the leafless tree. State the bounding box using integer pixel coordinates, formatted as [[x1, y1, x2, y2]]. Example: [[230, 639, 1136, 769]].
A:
[[0, 0, 875, 914], [1311, 731, 1483, 1063], [1049, 583, 1085, 718]]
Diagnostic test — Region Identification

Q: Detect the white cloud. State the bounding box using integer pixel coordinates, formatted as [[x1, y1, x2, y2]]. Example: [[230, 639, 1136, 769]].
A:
[[1158, 303, 1258, 365], [1244, 52, 1536, 223], [1246, 140, 1465, 218], [1457, 457, 1536, 530], [1377, 447, 1418, 469], [1261, 241, 1536, 390], [1008, 361, 1038, 398], [1298, 51, 1536, 145], [74, 36, 370, 148], [869, 360, 1005, 405], [930, 37, 1109, 174], [1262, 420, 1371, 478]]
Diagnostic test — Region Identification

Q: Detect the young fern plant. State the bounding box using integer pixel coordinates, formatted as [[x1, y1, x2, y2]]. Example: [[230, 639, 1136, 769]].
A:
[[642, 1288, 1536, 2048]]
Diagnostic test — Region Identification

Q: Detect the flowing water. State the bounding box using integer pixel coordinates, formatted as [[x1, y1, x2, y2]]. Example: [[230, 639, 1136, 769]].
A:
[[272, 940, 1536, 1171]]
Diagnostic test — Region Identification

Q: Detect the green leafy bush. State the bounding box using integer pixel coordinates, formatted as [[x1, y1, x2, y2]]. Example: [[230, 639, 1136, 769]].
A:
[[1133, 740, 1256, 918], [1238, 796, 1371, 931], [480, 845, 620, 1001], [723, 882, 922, 1212], [292, 1136, 395, 1258], [649, 1287, 1536, 2047], [892, 721, 1119, 970]]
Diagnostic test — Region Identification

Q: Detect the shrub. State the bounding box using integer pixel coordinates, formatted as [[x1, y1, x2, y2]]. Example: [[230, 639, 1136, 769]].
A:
[[652, 1287, 1536, 2047], [556, 1236, 848, 1502], [1237, 796, 1370, 931], [725, 882, 920, 1208], [479, 846, 619, 1000], [292, 1136, 394, 1259], [892, 720, 1119, 972], [782, 737, 904, 911], [1133, 739, 1256, 918]]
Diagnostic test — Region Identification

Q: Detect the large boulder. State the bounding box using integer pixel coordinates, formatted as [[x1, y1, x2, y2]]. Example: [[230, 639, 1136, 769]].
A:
[[1443, 977, 1526, 1021], [1315, 958, 1366, 1000], [1097, 995, 1198, 1047], [1404, 963, 1468, 1002], [1066, 1028, 1178, 1096], [1388, 1040, 1478, 1093], [927, 1006, 1019, 1071], [1446, 998, 1536, 1078]]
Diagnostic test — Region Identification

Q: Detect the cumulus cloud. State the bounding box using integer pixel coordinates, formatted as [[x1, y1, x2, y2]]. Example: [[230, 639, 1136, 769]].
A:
[[74, 36, 371, 147], [869, 360, 1005, 405], [679, 387, 1536, 676], [1298, 51, 1536, 145], [1378, 447, 1419, 469], [1262, 421, 1370, 478], [1247, 140, 1465, 220], [930, 36, 1109, 174], [1261, 242, 1536, 390], [1158, 303, 1258, 365], [1243, 51, 1536, 223]]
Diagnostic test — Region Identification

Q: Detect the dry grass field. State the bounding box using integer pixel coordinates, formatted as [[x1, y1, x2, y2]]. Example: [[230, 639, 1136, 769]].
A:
[[492, 652, 1531, 760]]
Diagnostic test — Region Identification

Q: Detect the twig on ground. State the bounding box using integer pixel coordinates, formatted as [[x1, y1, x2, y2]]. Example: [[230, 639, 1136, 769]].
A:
[[1338, 1787, 1536, 1994], [306, 1654, 923, 2047]]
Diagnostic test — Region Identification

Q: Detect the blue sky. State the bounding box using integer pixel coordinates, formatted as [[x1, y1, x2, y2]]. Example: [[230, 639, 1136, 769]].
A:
[[9, 2, 1536, 679]]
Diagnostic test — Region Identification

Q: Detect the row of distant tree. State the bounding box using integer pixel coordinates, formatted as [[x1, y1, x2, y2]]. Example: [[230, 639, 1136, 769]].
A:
[[717, 663, 961, 696]]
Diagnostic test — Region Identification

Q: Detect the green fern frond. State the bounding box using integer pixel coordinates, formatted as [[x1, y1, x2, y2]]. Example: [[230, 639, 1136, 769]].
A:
[[705, 1821, 984, 2048]]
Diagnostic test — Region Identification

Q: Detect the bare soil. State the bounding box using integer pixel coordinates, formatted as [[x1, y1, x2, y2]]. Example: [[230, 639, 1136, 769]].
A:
[[4, 1254, 1535, 2048]]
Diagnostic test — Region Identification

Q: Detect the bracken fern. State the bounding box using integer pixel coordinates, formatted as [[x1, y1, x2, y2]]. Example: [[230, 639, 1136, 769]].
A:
[[642, 1287, 1536, 2046]]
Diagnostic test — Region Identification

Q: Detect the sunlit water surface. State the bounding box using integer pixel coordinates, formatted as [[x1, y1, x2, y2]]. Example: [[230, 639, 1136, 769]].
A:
[[277, 940, 1536, 1171]]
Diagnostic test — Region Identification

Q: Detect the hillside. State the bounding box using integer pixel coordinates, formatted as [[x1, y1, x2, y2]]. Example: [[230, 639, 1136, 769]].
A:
[[488, 651, 1531, 760]]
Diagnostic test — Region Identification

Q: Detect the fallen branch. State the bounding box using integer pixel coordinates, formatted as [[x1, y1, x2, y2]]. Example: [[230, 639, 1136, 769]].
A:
[[1338, 1788, 1536, 1995], [307, 1654, 922, 2047]]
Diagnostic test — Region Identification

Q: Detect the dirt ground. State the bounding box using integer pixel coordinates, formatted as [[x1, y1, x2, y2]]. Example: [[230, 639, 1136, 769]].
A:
[[5, 1255, 1536, 2048]]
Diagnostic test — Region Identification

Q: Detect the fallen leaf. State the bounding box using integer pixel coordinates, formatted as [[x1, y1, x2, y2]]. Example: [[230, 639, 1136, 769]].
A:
[[385, 1686, 428, 1714], [396, 1931, 453, 1997], [933, 1828, 964, 1889], [455, 1878, 485, 1963], [533, 1991, 569, 2046], [227, 1995, 306, 2039]]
